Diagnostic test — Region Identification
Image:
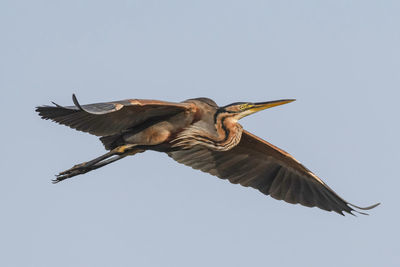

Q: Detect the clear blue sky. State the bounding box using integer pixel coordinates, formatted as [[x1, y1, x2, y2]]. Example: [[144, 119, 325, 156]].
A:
[[1, 1, 399, 266]]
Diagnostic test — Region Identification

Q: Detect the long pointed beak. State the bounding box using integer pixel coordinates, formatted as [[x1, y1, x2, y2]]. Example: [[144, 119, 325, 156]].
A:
[[237, 99, 295, 119], [251, 99, 296, 112]]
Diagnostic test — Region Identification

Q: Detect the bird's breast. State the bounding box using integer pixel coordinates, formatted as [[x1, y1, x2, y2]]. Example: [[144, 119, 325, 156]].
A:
[[122, 112, 195, 146]]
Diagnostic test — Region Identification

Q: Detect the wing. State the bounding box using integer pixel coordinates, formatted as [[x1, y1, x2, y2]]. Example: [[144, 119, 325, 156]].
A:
[[36, 94, 193, 136], [168, 130, 379, 215]]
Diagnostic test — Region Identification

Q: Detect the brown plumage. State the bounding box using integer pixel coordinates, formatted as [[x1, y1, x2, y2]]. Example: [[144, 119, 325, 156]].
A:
[[36, 94, 379, 215]]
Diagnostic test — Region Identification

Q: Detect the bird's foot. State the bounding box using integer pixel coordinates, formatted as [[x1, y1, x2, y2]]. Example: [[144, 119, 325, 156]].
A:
[[51, 145, 142, 184], [53, 162, 91, 183]]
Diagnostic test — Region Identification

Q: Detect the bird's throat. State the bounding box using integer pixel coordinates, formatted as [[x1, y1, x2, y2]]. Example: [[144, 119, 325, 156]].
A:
[[171, 115, 243, 151]]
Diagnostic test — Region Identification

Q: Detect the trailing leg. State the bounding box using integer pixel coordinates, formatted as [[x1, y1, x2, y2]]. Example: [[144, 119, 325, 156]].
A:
[[53, 145, 144, 183]]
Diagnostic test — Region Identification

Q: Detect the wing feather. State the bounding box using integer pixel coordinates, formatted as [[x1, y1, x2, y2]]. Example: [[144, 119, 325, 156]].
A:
[[36, 94, 193, 136], [168, 130, 379, 215]]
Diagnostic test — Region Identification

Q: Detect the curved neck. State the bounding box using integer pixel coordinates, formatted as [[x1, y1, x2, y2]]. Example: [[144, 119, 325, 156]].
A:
[[212, 112, 243, 150], [172, 112, 243, 151]]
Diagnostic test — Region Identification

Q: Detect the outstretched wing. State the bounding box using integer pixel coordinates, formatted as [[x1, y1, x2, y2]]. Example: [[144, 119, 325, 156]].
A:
[[168, 130, 379, 215], [36, 94, 193, 136]]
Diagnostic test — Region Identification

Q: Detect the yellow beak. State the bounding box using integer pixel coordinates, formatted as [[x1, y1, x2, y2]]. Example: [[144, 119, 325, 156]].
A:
[[237, 99, 295, 119], [251, 99, 295, 113]]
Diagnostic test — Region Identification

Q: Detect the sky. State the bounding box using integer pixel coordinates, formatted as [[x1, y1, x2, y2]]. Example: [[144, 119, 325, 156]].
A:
[[1, 1, 399, 266]]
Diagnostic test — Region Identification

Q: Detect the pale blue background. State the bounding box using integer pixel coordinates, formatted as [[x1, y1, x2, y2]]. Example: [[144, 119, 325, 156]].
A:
[[1, 1, 399, 266]]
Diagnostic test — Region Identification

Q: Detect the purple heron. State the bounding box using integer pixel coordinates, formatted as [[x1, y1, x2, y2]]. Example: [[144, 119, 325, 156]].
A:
[[36, 95, 379, 215]]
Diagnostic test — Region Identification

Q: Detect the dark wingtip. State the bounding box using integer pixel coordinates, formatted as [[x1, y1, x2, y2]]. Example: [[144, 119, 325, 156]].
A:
[[347, 202, 380, 216], [349, 202, 381, 210], [35, 105, 51, 119], [351, 209, 368, 216]]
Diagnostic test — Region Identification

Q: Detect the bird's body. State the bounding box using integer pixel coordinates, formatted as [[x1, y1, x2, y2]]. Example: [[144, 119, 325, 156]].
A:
[[36, 95, 379, 215], [98, 98, 243, 152]]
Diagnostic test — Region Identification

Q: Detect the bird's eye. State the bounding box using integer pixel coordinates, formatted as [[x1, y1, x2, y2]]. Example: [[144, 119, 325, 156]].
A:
[[240, 104, 252, 110]]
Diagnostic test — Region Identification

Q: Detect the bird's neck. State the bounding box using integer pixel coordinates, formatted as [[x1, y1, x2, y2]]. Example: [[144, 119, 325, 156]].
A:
[[171, 114, 243, 151], [212, 115, 243, 151]]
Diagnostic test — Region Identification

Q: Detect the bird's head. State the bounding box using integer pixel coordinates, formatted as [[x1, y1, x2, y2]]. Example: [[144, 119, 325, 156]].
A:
[[221, 99, 296, 121]]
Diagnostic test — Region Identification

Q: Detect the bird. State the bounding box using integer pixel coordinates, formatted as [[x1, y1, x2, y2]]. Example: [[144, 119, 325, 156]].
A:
[[36, 94, 379, 215]]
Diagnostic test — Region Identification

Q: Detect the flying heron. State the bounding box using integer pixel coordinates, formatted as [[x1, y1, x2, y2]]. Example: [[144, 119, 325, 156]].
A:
[[36, 95, 379, 215]]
